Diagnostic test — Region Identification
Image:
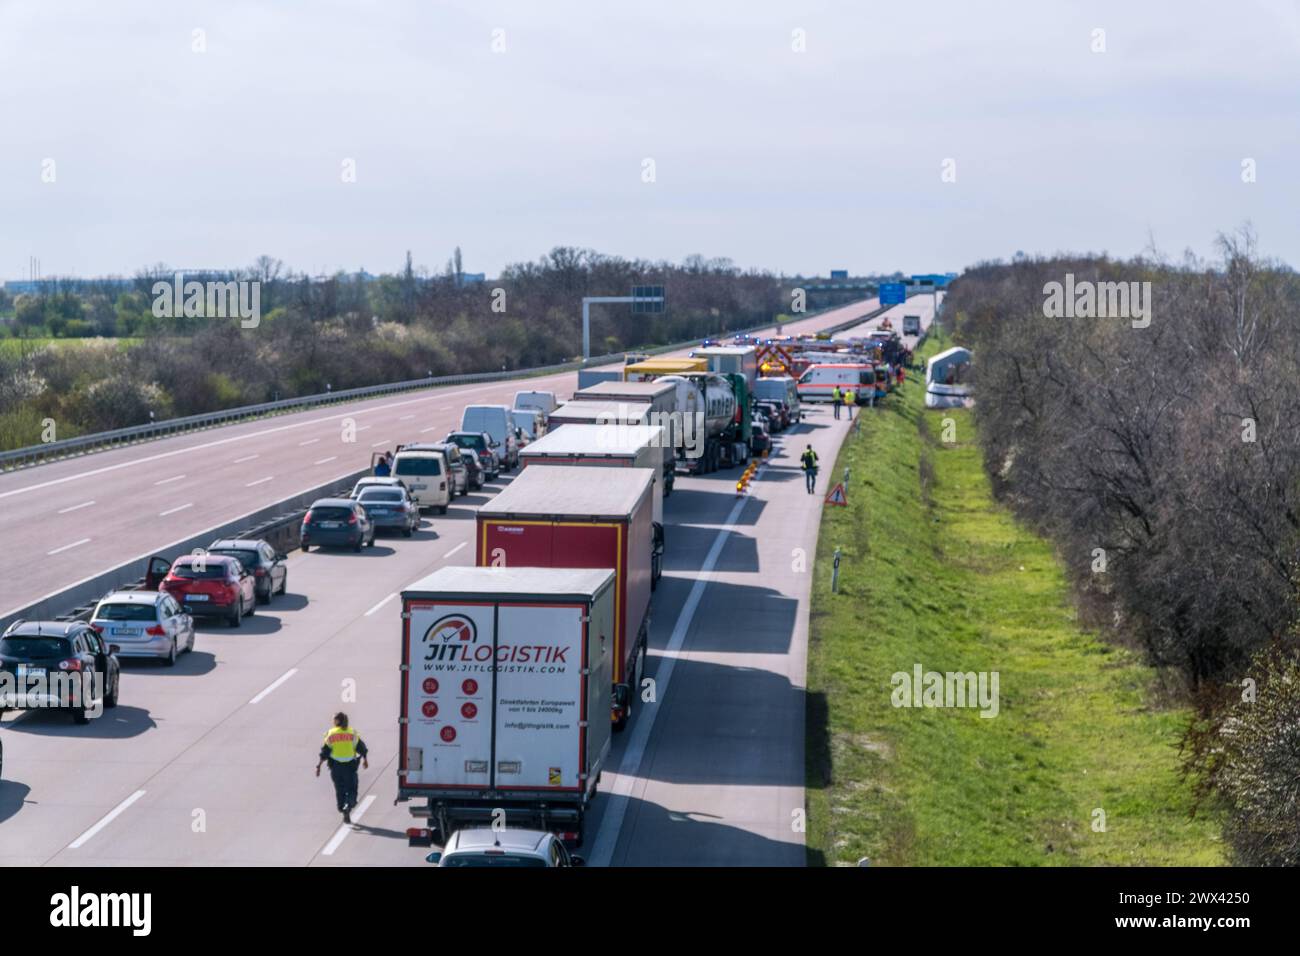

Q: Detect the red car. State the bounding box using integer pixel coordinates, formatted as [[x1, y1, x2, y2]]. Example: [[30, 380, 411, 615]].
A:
[[159, 554, 257, 628]]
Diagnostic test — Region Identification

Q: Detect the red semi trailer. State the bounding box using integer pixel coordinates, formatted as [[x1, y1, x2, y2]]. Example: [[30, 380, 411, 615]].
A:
[[475, 465, 656, 731]]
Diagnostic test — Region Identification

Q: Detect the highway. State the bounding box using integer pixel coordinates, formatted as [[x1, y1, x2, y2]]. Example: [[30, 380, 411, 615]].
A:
[[0, 294, 936, 866]]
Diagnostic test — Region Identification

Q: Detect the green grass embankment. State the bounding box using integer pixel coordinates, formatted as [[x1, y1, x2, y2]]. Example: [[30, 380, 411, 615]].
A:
[[804, 334, 1222, 866]]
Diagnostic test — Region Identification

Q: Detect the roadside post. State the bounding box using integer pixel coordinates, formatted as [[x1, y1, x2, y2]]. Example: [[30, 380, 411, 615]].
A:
[[832, 547, 842, 593]]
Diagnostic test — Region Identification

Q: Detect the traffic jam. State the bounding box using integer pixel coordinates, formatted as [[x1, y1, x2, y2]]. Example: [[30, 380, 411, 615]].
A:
[[1, 331, 908, 867]]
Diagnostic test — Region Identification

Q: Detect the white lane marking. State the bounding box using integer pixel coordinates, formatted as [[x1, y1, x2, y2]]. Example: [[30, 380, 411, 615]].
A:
[[437, 405, 452, 411], [313, 456, 338, 465], [234, 454, 259, 463], [420, 426, 440, 433], [322, 794, 376, 855], [443, 542, 466, 559], [159, 503, 193, 517], [356, 425, 371, 432], [399, 414, 414, 420], [154, 474, 186, 485], [298, 438, 320, 446], [245, 476, 273, 487], [47, 537, 91, 556], [68, 789, 147, 849], [249, 668, 298, 704], [588, 494, 749, 868], [370, 439, 390, 448], [57, 500, 95, 514], [364, 592, 397, 617]]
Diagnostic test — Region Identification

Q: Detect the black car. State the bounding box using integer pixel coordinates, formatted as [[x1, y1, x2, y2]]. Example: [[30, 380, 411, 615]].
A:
[[355, 486, 420, 536], [301, 497, 376, 552], [0, 620, 120, 724], [208, 538, 289, 604], [446, 431, 499, 481]]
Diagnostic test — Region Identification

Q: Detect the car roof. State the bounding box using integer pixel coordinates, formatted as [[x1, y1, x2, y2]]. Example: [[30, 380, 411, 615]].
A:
[[96, 591, 163, 605], [209, 538, 265, 550], [356, 476, 404, 485], [446, 828, 549, 853], [310, 497, 359, 507], [3, 619, 87, 637], [174, 553, 240, 566]]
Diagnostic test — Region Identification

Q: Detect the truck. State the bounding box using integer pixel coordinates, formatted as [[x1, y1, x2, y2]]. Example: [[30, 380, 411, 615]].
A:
[[576, 369, 622, 389], [571, 379, 677, 418], [623, 356, 706, 382], [658, 371, 752, 474], [902, 314, 921, 336], [690, 345, 758, 391], [476, 465, 657, 731], [520, 422, 675, 515], [547, 400, 652, 428], [398, 566, 614, 848]]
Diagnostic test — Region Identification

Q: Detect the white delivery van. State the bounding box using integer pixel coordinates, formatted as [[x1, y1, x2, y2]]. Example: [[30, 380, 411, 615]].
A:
[[511, 407, 546, 446], [754, 376, 801, 422], [460, 405, 519, 469], [512, 390, 558, 416], [398, 566, 614, 847], [391, 446, 453, 513], [796, 363, 877, 403]]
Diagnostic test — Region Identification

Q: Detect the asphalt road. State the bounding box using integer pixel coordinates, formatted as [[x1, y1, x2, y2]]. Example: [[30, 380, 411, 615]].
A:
[[0, 292, 939, 866]]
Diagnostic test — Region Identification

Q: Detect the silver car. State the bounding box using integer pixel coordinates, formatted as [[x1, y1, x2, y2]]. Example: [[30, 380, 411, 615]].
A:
[[425, 828, 585, 867], [90, 591, 195, 666]]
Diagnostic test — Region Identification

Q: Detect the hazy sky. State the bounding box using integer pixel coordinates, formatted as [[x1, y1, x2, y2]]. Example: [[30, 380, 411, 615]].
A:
[[2, 0, 1297, 280]]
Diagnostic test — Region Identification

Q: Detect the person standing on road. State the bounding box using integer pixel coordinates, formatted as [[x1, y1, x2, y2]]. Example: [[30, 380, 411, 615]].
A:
[[831, 385, 843, 419], [374, 453, 391, 477], [800, 444, 819, 494], [843, 387, 856, 419], [316, 712, 369, 823]]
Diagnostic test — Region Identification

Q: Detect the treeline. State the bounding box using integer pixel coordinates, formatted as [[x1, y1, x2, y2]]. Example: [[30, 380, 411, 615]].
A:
[[943, 228, 1300, 864], [0, 247, 786, 446]]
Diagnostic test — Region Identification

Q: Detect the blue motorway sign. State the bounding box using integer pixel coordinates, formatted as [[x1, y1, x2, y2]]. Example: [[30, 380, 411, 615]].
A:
[[879, 282, 906, 305]]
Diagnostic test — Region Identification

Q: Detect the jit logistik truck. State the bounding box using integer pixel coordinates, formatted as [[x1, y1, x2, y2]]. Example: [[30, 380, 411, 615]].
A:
[[520, 422, 674, 517], [475, 465, 656, 731], [398, 566, 614, 848]]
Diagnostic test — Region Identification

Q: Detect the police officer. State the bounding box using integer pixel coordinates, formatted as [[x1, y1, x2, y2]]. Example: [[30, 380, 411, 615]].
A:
[[831, 385, 843, 419], [844, 387, 856, 420], [800, 444, 819, 494], [316, 712, 369, 823]]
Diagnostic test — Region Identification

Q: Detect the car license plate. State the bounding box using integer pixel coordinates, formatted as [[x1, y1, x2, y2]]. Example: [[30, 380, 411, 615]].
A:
[[186, 593, 210, 602], [321, 521, 342, 528], [410, 483, 426, 490], [115, 627, 142, 636], [370, 508, 390, 514], [17, 664, 45, 677]]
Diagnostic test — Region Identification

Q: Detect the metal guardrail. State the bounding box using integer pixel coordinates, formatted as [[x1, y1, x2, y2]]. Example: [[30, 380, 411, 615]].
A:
[[0, 300, 869, 472]]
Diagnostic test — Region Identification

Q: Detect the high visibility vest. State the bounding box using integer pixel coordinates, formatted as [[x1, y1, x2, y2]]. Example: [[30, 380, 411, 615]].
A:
[[832, 387, 842, 401], [324, 726, 359, 761], [844, 390, 855, 404], [802, 451, 818, 470]]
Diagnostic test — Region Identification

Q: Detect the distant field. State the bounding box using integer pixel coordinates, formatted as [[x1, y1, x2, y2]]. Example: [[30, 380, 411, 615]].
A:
[[804, 332, 1223, 866], [0, 336, 143, 357]]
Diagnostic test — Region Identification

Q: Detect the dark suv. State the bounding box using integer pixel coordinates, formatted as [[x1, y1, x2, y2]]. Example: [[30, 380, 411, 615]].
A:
[[445, 431, 498, 481], [208, 538, 289, 604], [301, 497, 376, 552], [0, 620, 121, 724]]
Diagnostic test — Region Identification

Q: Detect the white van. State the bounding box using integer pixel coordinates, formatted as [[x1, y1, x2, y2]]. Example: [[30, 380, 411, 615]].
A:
[[460, 405, 519, 469], [796, 363, 877, 403], [391, 446, 452, 513], [754, 376, 802, 423], [512, 390, 558, 416]]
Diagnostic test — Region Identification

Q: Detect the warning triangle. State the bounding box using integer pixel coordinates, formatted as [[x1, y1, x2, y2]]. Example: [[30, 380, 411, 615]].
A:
[[825, 482, 848, 507]]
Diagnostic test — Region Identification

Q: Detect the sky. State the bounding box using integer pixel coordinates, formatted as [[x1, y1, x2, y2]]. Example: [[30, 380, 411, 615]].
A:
[[2, 0, 1297, 280]]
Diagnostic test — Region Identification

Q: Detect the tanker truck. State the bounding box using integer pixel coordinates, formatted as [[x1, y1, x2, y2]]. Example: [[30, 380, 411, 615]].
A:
[[657, 372, 752, 474]]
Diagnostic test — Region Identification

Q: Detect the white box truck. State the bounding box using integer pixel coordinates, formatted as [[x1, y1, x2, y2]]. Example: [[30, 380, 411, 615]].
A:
[[520, 422, 675, 514], [399, 566, 614, 847]]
